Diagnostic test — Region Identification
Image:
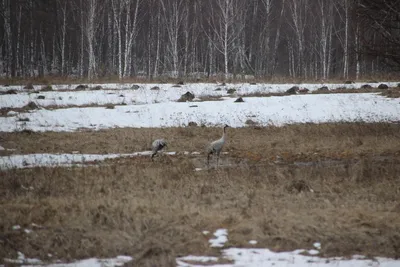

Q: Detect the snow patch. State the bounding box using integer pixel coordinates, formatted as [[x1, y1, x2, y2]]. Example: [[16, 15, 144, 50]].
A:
[[177, 248, 400, 267], [1, 93, 399, 132], [209, 229, 228, 248], [2, 255, 133, 267]]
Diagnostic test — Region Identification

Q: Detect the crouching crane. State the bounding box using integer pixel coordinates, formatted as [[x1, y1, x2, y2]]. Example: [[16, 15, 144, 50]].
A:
[[151, 139, 167, 160], [207, 124, 229, 167]]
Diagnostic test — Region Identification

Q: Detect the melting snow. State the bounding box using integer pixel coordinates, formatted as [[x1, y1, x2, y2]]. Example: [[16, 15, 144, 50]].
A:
[[1, 82, 400, 132], [0, 151, 184, 170], [209, 229, 228, 248], [314, 242, 322, 250], [2, 255, 133, 267], [177, 248, 399, 267]]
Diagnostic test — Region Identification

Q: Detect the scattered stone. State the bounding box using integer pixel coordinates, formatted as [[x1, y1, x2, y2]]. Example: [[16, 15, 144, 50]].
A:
[[40, 85, 53, 91], [378, 83, 389, 89], [234, 97, 244, 103], [397, 83, 400, 88], [119, 94, 124, 97], [287, 179, 313, 193], [1, 89, 17, 95], [3, 84, 10, 87], [172, 84, 181, 88], [58, 97, 63, 100], [131, 84, 140, 90], [25, 101, 38, 110], [105, 104, 115, 109], [20, 129, 34, 134], [75, 84, 88, 90], [245, 119, 258, 126], [227, 88, 236, 94], [298, 88, 309, 94], [92, 85, 102, 90], [150, 86, 160, 90], [361, 84, 372, 89], [344, 81, 354, 84], [188, 121, 198, 127], [18, 117, 30, 122], [24, 83, 34, 90], [317, 86, 329, 91], [286, 86, 299, 95], [37, 95, 45, 99], [189, 105, 198, 108], [214, 88, 222, 91], [178, 91, 195, 102]]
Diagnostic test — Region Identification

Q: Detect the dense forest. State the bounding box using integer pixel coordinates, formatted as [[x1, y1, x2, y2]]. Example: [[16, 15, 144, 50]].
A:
[[1, 0, 399, 80]]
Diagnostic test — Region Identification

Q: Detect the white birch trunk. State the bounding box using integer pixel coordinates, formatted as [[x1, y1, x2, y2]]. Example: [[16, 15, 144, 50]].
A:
[[123, 0, 140, 77], [343, 0, 349, 79], [86, 0, 97, 80]]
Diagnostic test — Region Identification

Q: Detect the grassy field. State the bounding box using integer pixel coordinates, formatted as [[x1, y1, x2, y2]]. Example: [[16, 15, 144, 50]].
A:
[[1, 123, 400, 266]]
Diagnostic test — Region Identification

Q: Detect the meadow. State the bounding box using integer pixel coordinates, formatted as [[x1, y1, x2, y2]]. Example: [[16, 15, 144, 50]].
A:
[[1, 81, 400, 267]]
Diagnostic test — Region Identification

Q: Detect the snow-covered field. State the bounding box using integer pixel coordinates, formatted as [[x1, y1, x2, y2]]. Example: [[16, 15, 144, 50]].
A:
[[1, 81, 399, 109], [1, 82, 400, 267], [0, 82, 399, 132]]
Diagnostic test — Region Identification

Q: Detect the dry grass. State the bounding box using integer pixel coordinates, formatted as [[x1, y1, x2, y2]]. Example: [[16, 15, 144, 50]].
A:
[[1, 74, 399, 87], [1, 123, 400, 265], [381, 87, 400, 98]]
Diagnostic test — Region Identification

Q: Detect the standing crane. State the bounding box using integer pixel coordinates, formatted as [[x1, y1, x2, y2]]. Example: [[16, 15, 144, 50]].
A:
[[151, 139, 167, 160], [207, 124, 229, 167]]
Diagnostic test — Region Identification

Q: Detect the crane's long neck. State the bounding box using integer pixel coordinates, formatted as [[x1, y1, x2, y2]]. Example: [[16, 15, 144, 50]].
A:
[[221, 126, 227, 140]]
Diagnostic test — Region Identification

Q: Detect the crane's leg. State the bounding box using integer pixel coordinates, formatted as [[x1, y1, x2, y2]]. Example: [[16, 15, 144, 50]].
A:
[[216, 153, 220, 167], [207, 153, 211, 167]]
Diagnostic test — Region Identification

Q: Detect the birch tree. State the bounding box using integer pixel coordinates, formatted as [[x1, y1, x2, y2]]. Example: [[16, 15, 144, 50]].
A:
[[286, 0, 309, 78], [206, 0, 245, 79], [56, 0, 68, 76], [122, 0, 141, 77], [160, 0, 186, 77], [317, 0, 334, 79]]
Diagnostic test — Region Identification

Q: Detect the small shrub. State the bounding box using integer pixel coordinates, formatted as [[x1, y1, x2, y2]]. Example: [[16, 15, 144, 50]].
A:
[[24, 83, 34, 90], [227, 88, 236, 94], [177, 92, 195, 102], [378, 83, 389, 89], [41, 85, 53, 91], [75, 84, 88, 90], [286, 86, 298, 95]]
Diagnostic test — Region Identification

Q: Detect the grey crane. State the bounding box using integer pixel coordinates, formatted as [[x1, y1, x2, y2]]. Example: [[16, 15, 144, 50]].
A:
[[207, 124, 229, 167], [151, 139, 167, 160]]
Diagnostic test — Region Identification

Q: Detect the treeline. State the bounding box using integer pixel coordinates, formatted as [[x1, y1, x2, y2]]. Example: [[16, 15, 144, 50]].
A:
[[1, 0, 399, 80]]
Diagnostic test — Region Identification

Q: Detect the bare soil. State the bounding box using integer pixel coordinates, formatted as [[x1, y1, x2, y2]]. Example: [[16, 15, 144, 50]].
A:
[[1, 123, 400, 266]]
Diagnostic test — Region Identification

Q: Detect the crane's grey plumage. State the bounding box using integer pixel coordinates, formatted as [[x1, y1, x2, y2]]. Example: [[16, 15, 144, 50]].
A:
[[207, 124, 229, 167], [151, 139, 167, 160]]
